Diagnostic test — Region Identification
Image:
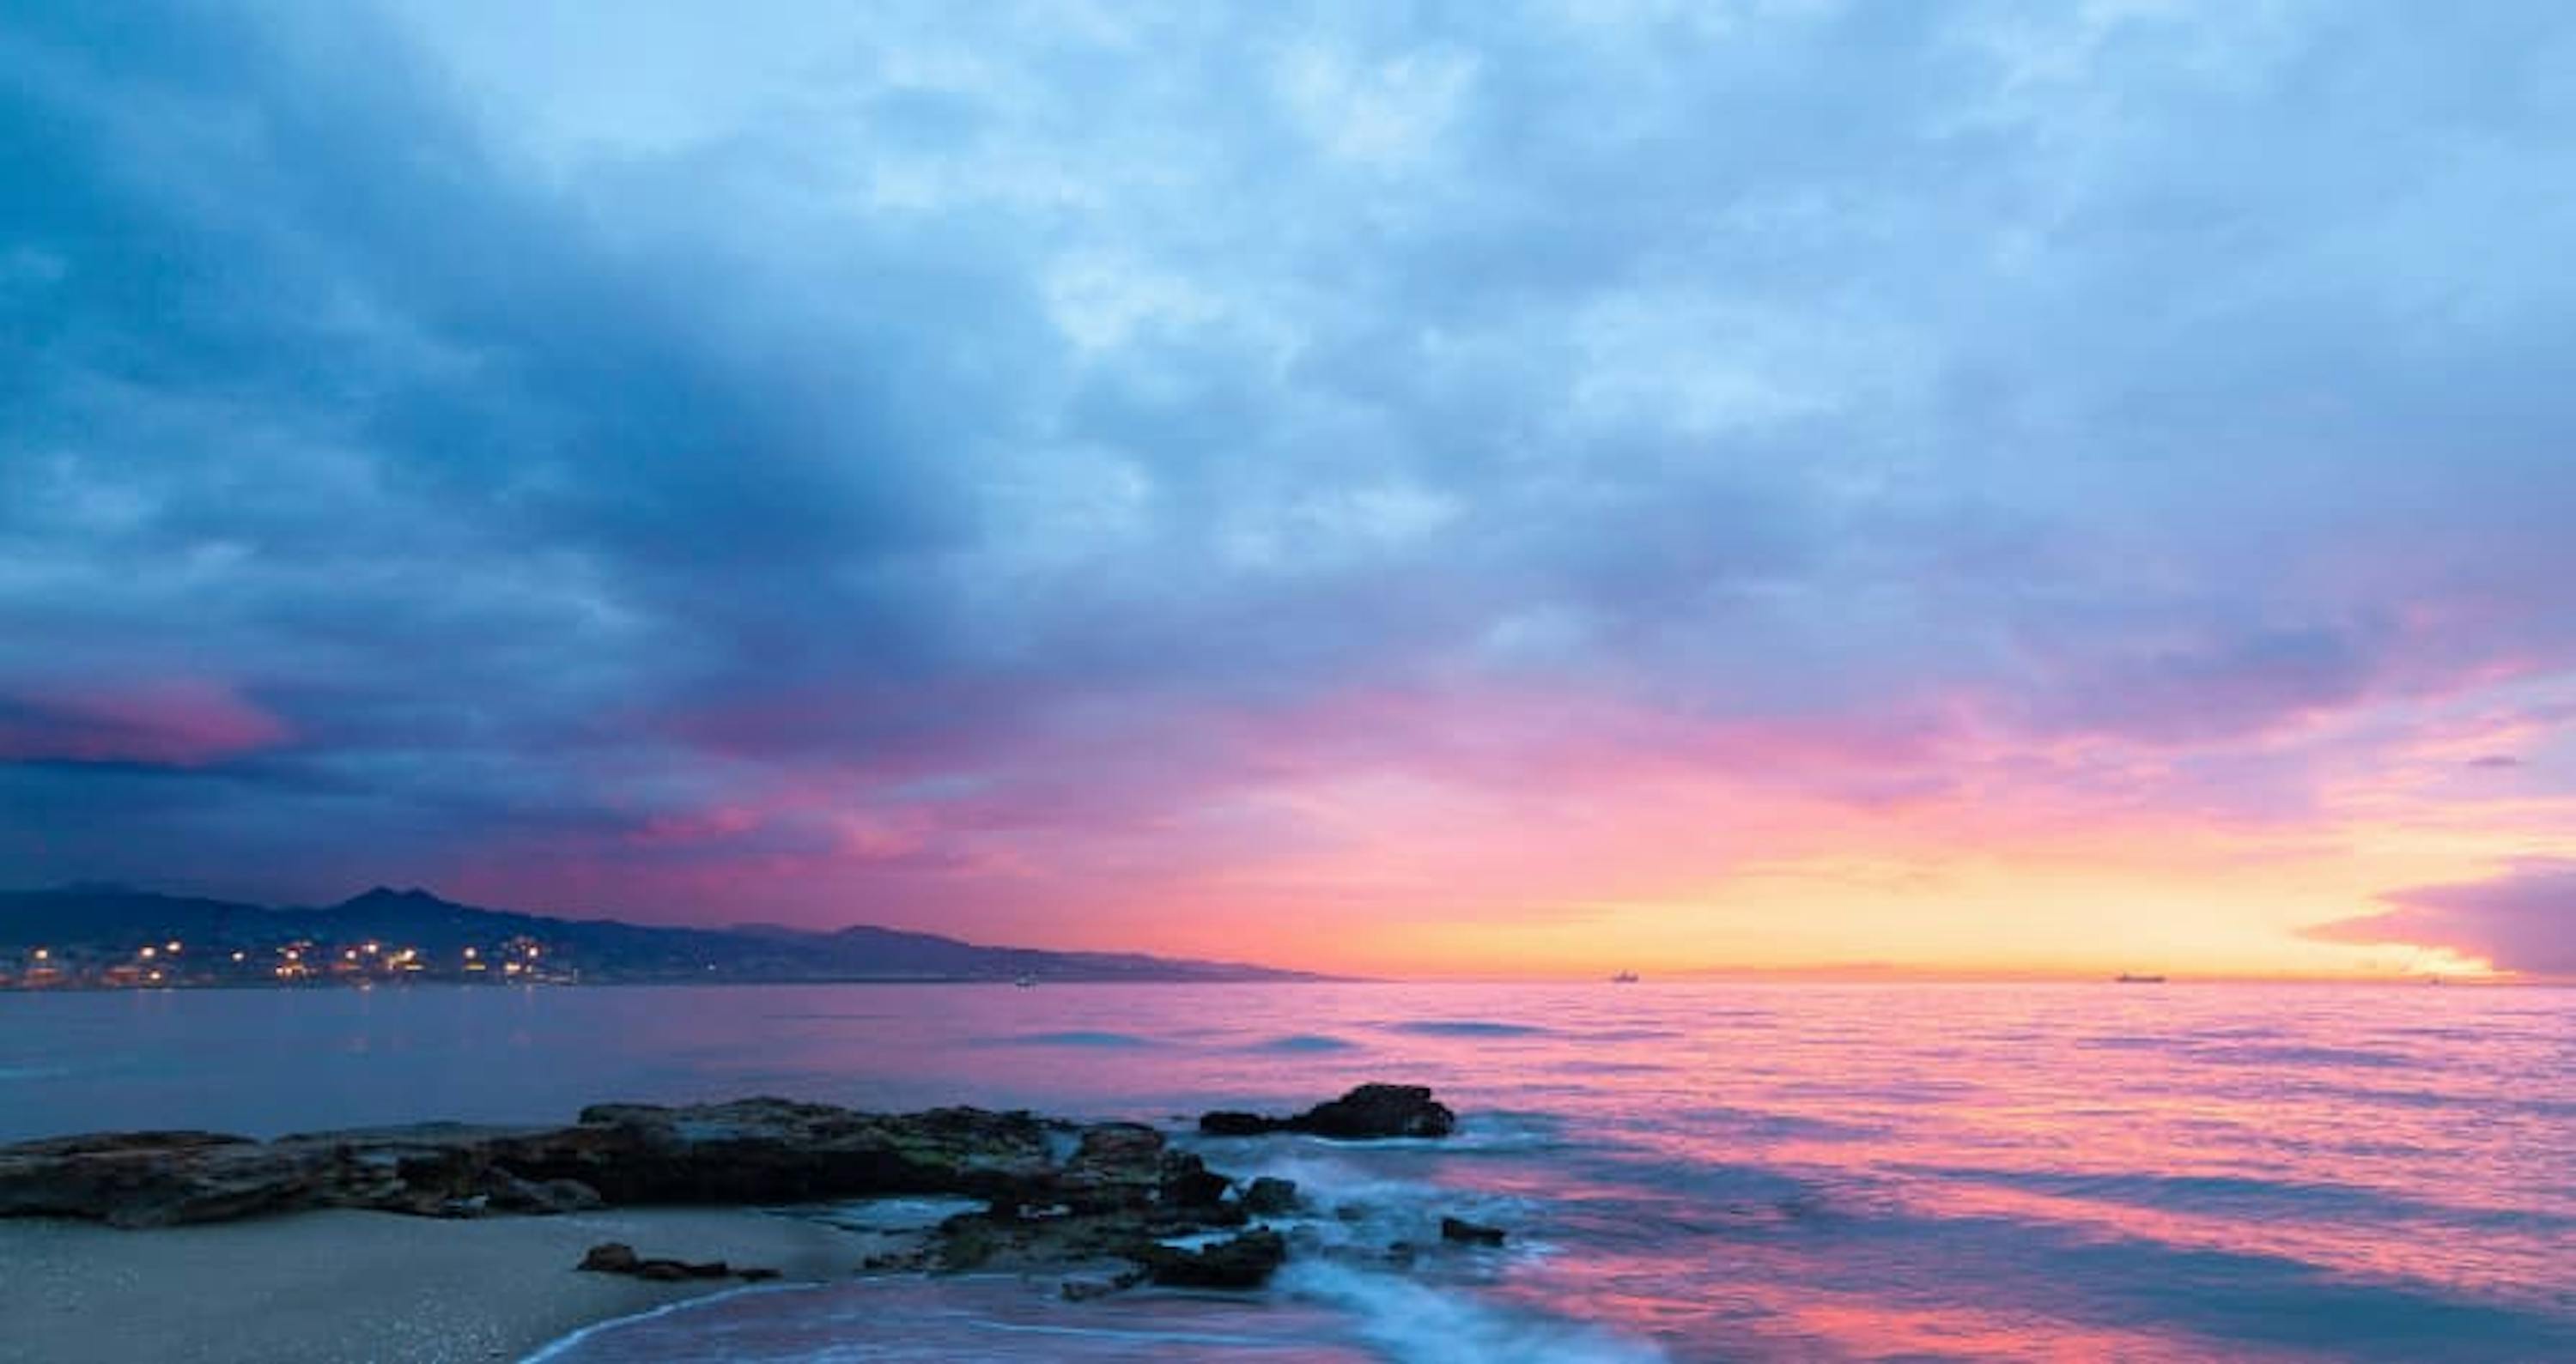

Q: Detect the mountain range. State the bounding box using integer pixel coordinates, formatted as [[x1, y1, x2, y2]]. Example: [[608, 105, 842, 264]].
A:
[[0, 884, 1322, 985]]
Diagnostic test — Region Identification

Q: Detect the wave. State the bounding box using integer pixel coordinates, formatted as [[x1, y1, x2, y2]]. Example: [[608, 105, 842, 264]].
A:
[[1279, 1262, 1667, 1364], [975, 1030, 1158, 1049], [1248, 1034, 1363, 1053], [1382, 1021, 1549, 1038], [520, 1281, 819, 1362], [1898, 1165, 2576, 1237]]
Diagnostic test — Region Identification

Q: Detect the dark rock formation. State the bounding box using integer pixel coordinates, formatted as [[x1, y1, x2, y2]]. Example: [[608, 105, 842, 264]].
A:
[[575, 1240, 769, 1282], [0, 1088, 1431, 1294], [1440, 1215, 1506, 1246], [493, 1098, 1060, 1205], [1054, 1123, 1167, 1212], [0, 1099, 1056, 1228], [577, 1242, 642, 1272], [1060, 1270, 1145, 1301], [1157, 1151, 1233, 1209], [1199, 1084, 1456, 1140], [1241, 1176, 1299, 1216], [1136, 1228, 1289, 1288], [0, 1131, 327, 1228]]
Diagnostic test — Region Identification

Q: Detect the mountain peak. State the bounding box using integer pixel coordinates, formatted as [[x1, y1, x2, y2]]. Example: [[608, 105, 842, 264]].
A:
[[336, 886, 449, 910]]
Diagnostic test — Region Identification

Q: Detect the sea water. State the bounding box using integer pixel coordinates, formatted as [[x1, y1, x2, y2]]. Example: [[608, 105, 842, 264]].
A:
[[3, 981, 2571, 1361]]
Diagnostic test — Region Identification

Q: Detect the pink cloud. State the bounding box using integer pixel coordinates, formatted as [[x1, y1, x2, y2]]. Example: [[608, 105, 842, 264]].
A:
[[0, 679, 289, 767], [2308, 859, 2576, 976]]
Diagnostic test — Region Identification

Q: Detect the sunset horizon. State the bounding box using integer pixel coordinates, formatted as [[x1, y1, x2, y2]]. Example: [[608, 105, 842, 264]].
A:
[[6, 3, 2573, 1359]]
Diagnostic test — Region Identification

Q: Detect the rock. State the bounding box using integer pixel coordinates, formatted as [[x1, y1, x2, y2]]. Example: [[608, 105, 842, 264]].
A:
[[1440, 1215, 1506, 1246], [500, 1099, 1060, 1205], [1060, 1270, 1144, 1301], [1135, 1228, 1289, 1288], [578, 1242, 641, 1273], [1296, 1085, 1455, 1140], [1055, 1124, 1166, 1212], [1241, 1176, 1299, 1216], [0, 1096, 1251, 1239], [0, 1131, 328, 1228], [1196, 1085, 1457, 1141], [1157, 1151, 1233, 1209], [578, 1241, 753, 1282]]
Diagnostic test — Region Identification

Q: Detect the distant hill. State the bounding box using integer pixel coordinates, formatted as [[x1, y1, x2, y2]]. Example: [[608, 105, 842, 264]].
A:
[[0, 885, 1325, 987]]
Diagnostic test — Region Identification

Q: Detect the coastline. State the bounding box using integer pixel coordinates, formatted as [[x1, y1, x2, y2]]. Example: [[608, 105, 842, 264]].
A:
[[0, 1087, 1461, 1363], [0, 1206, 888, 1364]]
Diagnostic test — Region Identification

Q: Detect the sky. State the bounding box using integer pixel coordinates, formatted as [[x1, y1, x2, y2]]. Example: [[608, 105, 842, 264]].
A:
[[4, 1, 2574, 979]]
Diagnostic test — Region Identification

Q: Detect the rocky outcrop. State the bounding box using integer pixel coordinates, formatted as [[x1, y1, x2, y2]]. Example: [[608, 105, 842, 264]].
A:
[[1242, 1176, 1300, 1216], [484, 1098, 1060, 1206], [0, 1131, 327, 1228], [1136, 1228, 1289, 1288], [1199, 1083, 1457, 1140], [0, 1087, 1454, 1296], [576, 1240, 780, 1282], [1440, 1215, 1506, 1246], [0, 1098, 1058, 1228]]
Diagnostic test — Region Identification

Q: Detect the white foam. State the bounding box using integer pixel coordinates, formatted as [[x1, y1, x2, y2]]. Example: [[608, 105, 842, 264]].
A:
[[1279, 1261, 1668, 1364]]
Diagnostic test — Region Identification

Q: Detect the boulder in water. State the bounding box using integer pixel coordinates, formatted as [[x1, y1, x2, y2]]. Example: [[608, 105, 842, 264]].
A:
[[1440, 1215, 1507, 1246], [1197, 1084, 1456, 1140], [1241, 1176, 1300, 1215], [1136, 1228, 1289, 1288]]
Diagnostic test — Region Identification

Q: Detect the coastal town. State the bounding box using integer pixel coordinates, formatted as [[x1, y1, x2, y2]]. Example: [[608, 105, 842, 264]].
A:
[[0, 885, 1319, 990], [3, 934, 569, 990]]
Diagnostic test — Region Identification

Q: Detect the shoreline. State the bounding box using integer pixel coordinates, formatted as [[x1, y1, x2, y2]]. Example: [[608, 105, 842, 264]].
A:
[[0, 1087, 1462, 1363], [0, 1206, 893, 1364]]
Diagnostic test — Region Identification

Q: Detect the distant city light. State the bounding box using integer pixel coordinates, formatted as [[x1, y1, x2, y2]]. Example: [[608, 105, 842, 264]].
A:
[[138, 946, 157, 960], [463, 947, 478, 960], [30, 949, 46, 961], [231, 951, 246, 962], [166, 940, 182, 953]]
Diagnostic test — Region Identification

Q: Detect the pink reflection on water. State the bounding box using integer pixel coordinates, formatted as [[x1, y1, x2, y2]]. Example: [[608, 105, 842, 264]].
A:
[[9, 980, 2572, 1361]]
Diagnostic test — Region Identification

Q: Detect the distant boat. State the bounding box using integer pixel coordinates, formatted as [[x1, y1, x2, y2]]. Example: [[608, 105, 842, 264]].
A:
[[1611, 971, 1639, 984], [1013, 973, 1037, 988], [2114, 973, 2166, 984]]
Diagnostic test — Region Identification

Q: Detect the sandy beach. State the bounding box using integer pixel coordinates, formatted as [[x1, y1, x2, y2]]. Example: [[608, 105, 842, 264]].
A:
[[0, 1207, 887, 1364]]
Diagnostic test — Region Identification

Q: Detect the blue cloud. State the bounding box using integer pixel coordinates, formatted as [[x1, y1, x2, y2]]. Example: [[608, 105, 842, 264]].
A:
[[4, 0, 2575, 926]]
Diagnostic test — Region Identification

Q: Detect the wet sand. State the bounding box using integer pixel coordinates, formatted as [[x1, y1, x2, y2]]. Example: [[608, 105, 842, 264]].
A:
[[0, 1207, 891, 1364]]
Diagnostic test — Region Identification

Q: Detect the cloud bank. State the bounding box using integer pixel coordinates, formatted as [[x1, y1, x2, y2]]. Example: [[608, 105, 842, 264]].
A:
[[5, 0, 2575, 970]]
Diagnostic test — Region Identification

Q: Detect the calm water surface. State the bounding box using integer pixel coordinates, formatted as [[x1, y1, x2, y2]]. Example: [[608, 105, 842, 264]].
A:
[[5, 981, 2571, 1361]]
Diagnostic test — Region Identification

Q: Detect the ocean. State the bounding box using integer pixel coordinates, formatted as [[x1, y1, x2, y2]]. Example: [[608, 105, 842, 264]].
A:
[[3, 981, 2571, 1361]]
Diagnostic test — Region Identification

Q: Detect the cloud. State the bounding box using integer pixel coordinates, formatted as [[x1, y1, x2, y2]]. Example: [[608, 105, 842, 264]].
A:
[[2311, 861, 2576, 976], [0, 681, 289, 767], [4, 0, 2576, 958]]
